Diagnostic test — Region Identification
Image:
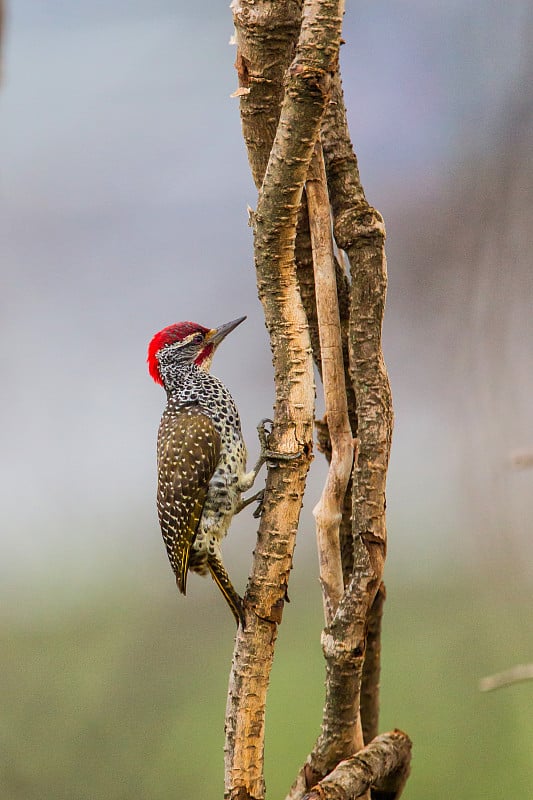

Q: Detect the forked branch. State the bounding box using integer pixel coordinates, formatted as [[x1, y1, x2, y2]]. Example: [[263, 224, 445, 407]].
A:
[[302, 730, 412, 800]]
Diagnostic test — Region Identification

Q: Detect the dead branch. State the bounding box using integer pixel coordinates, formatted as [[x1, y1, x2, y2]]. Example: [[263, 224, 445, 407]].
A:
[[302, 730, 412, 800], [288, 61, 393, 800], [322, 70, 391, 591], [322, 67, 393, 736], [307, 142, 354, 623]]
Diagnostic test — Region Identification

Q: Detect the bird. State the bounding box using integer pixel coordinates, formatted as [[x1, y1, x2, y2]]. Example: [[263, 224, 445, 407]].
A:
[[147, 316, 269, 627]]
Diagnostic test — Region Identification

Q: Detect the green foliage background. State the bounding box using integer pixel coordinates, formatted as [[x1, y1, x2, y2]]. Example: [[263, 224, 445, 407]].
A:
[[2, 566, 531, 799]]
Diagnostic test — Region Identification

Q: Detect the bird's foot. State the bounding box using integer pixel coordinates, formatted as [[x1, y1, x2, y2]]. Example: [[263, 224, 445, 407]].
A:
[[256, 418, 302, 467]]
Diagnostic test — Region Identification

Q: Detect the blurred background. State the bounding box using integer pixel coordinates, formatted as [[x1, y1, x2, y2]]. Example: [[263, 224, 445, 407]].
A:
[[1, 1, 532, 797]]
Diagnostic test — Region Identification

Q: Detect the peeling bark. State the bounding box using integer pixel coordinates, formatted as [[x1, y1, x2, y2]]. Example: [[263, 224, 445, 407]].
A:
[[231, 0, 303, 189]]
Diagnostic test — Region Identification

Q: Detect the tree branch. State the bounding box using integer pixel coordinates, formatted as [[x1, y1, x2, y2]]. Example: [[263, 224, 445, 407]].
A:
[[287, 545, 373, 800], [302, 730, 412, 800], [231, 0, 302, 190], [322, 67, 392, 740], [360, 583, 385, 745], [307, 142, 354, 624], [229, 7, 403, 800], [322, 69, 391, 593], [288, 62, 394, 800]]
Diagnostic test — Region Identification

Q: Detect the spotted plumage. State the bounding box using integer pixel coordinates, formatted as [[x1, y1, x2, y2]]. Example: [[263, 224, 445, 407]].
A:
[[148, 316, 256, 627], [157, 405, 220, 593]]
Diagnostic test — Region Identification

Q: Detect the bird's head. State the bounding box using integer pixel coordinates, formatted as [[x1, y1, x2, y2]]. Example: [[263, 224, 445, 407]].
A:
[[147, 316, 246, 386]]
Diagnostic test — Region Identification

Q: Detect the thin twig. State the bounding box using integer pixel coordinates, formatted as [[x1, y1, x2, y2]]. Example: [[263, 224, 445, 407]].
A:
[[479, 663, 533, 691]]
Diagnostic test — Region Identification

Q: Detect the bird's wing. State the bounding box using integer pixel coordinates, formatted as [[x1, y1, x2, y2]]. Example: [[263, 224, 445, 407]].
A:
[[156, 404, 221, 594]]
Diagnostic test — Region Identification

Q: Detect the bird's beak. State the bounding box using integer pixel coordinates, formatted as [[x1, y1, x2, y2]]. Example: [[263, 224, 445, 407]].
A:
[[207, 316, 247, 347]]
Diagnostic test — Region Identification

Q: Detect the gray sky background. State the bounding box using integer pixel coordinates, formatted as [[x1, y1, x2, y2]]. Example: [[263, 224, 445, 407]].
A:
[[2, 2, 532, 610]]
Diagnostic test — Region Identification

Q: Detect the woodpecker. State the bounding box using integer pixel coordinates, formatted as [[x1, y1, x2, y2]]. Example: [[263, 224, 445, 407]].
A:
[[147, 316, 266, 627]]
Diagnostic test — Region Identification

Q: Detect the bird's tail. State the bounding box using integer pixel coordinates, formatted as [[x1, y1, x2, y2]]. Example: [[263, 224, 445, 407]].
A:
[[208, 555, 245, 628], [174, 537, 191, 596]]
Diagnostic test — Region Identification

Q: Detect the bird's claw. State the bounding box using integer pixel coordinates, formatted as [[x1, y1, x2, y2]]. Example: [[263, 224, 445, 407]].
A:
[[256, 418, 273, 452], [236, 488, 265, 516], [252, 489, 265, 519], [256, 418, 302, 467]]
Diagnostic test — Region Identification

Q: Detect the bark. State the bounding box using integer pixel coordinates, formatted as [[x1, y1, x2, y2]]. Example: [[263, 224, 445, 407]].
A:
[[360, 584, 385, 744], [231, 0, 302, 189], [295, 190, 354, 406], [295, 193, 322, 374], [232, 0, 354, 436], [225, 3, 345, 799], [302, 730, 412, 800], [297, 202, 356, 593]]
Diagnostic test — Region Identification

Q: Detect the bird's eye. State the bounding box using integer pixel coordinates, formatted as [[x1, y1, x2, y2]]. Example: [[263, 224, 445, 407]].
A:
[[192, 333, 204, 345]]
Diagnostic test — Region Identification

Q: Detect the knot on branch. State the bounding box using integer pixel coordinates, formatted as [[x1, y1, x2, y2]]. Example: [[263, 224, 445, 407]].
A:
[[333, 205, 385, 251], [231, 0, 302, 35], [321, 629, 365, 665], [287, 63, 332, 101]]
